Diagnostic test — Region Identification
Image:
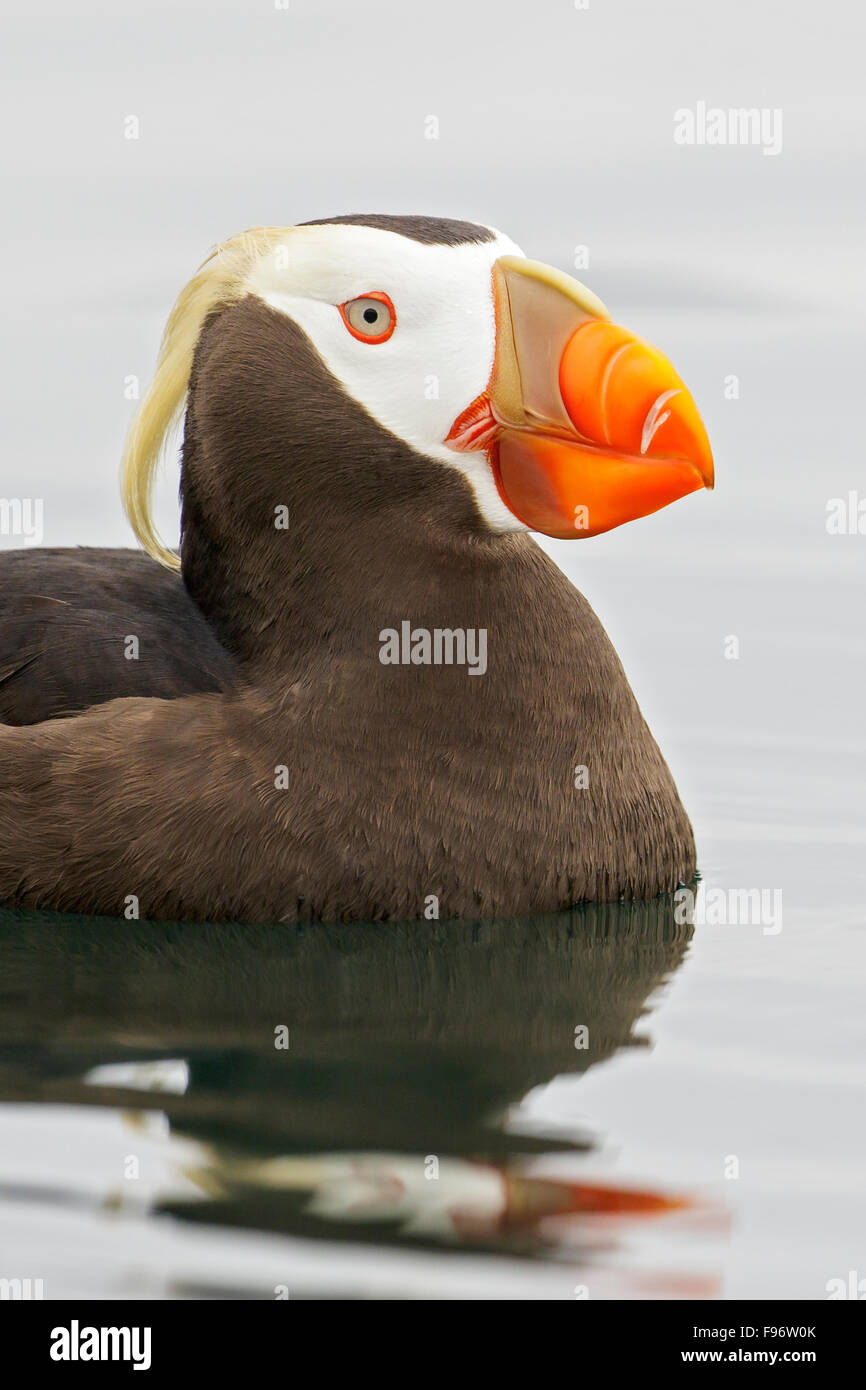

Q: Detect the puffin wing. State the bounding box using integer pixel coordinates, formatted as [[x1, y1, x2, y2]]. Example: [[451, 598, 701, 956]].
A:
[[0, 548, 236, 725]]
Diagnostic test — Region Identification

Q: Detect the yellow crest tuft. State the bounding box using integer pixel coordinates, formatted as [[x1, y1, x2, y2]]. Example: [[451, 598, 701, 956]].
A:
[[121, 226, 288, 569]]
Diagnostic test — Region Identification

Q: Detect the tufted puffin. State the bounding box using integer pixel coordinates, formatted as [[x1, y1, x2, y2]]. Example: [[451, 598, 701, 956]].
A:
[[0, 214, 713, 922]]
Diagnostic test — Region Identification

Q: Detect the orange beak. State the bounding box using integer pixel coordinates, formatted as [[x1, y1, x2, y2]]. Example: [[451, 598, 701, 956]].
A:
[[447, 256, 714, 538]]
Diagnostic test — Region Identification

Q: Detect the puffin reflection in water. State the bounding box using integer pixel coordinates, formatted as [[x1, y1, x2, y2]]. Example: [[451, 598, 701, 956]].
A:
[[0, 215, 713, 923]]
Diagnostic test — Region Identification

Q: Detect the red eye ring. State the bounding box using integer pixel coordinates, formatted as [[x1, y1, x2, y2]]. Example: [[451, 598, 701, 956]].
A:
[[338, 291, 396, 344]]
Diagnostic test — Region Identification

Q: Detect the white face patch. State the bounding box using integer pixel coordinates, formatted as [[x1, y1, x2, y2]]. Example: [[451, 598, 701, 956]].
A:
[[245, 222, 528, 532]]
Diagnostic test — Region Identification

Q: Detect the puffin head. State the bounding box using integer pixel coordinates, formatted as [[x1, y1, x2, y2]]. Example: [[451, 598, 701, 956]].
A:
[[123, 214, 713, 572]]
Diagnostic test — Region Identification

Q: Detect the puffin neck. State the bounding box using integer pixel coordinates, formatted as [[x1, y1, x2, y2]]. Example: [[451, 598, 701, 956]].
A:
[[178, 295, 513, 674], [179, 474, 512, 676]]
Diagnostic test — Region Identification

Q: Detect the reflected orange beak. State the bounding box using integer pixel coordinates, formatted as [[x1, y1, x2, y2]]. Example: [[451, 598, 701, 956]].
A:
[[447, 256, 714, 538]]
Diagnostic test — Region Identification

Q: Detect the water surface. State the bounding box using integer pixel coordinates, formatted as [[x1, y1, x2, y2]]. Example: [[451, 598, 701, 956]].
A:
[[1, 901, 720, 1300]]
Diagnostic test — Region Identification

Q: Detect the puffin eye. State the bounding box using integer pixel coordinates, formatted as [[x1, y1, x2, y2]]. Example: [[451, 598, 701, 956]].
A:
[[339, 292, 396, 344]]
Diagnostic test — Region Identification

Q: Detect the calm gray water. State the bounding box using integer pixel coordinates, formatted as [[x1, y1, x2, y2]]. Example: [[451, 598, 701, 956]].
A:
[[1, 0, 864, 1299]]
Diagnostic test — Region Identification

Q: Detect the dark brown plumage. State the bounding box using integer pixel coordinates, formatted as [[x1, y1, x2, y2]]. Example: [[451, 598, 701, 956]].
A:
[[0, 548, 235, 724], [0, 222, 696, 923], [299, 214, 497, 246]]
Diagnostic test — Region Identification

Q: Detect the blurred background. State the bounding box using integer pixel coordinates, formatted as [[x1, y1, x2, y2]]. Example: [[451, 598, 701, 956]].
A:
[[1, 0, 864, 1299]]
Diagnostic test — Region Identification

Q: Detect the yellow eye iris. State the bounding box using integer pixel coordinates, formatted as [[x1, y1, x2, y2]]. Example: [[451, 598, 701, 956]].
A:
[[339, 293, 396, 343]]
